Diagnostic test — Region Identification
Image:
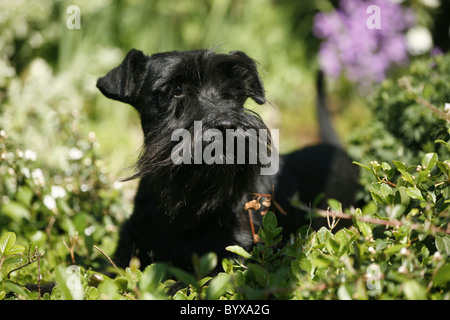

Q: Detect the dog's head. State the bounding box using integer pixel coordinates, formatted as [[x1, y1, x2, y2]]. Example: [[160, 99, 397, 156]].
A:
[[97, 49, 274, 213], [97, 49, 266, 130]]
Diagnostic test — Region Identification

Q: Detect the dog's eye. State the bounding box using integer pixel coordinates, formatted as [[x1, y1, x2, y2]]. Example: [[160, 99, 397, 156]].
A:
[[173, 85, 183, 97]]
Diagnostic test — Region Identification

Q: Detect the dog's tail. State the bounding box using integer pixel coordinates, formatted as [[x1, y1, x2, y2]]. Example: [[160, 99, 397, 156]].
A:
[[316, 70, 341, 147]]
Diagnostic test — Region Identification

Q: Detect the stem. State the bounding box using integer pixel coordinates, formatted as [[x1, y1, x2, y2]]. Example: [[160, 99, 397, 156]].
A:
[[313, 208, 449, 235], [93, 245, 123, 276]]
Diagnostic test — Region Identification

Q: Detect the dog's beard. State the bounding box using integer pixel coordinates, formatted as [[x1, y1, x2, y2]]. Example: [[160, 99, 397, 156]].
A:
[[125, 109, 271, 216]]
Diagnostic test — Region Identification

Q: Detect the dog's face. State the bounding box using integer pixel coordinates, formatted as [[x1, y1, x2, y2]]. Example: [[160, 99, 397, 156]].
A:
[[97, 49, 266, 132], [97, 49, 271, 214]]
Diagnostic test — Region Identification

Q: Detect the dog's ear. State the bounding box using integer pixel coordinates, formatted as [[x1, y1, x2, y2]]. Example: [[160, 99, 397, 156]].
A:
[[228, 51, 266, 105], [97, 49, 148, 105]]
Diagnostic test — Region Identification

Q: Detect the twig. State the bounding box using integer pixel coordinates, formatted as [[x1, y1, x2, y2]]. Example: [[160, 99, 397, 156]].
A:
[[313, 207, 450, 235], [93, 245, 124, 275], [7, 247, 45, 279], [247, 209, 261, 243], [62, 233, 79, 265], [37, 247, 42, 299], [399, 77, 450, 121]]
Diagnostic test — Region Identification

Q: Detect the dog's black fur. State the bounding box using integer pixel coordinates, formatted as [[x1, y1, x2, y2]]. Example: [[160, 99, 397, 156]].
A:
[[97, 49, 359, 270]]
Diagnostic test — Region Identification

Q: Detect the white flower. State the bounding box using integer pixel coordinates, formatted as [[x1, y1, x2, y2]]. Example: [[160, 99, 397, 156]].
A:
[[51, 186, 67, 199], [444, 103, 450, 113], [43, 195, 56, 211], [32, 168, 45, 186], [406, 27, 433, 56], [398, 265, 407, 274], [68, 147, 83, 160], [24, 149, 37, 161], [420, 0, 440, 8], [84, 226, 95, 236], [20, 167, 31, 178]]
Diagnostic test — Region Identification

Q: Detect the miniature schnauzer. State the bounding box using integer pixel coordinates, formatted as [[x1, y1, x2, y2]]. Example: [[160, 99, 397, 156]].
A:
[[97, 49, 359, 269]]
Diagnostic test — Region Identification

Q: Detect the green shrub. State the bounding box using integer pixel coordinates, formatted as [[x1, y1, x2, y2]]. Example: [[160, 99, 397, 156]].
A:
[[1, 55, 450, 301], [348, 53, 450, 204], [1, 144, 449, 299]]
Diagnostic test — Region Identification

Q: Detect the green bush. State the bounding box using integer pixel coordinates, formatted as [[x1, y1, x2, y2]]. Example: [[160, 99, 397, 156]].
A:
[[1, 133, 449, 299], [348, 53, 450, 204]]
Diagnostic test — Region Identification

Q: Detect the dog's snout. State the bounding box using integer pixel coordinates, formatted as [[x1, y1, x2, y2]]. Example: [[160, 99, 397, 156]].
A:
[[213, 118, 236, 131]]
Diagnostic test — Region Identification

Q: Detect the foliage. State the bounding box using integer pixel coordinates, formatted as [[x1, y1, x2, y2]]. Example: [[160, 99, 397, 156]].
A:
[[348, 53, 450, 204], [1, 124, 449, 299]]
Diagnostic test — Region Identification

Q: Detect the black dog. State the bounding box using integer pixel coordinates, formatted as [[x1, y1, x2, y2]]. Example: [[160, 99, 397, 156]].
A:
[[97, 49, 359, 270]]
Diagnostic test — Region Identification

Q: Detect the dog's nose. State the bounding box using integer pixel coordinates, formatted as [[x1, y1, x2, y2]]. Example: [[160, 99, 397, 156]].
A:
[[212, 118, 236, 131]]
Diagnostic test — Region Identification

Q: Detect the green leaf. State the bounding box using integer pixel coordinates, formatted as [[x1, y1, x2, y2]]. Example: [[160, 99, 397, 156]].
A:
[[1, 201, 31, 221], [380, 183, 393, 198], [248, 263, 269, 286], [422, 83, 434, 99], [435, 235, 450, 255], [352, 161, 373, 174], [197, 252, 217, 278], [354, 208, 372, 237], [335, 228, 356, 256], [205, 273, 231, 300], [170, 266, 199, 288], [97, 279, 122, 300], [327, 199, 342, 212], [139, 263, 167, 292], [421, 152, 438, 170], [395, 186, 410, 208], [258, 212, 282, 243], [291, 252, 313, 275], [403, 280, 426, 300], [262, 211, 277, 230], [1, 280, 33, 299], [388, 204, 405, 220], [7, 244, 25, 256], [381, 162, 391, 171], [392, 160, 406, 170], [433, 264, 450, 287], [317, 227, 331, 244], [434, 139, 448, 147], [406, 186, 425, 201], [338, 285, 352, 300], [417, 169, 430, 183], [0, 232, 16, 256], [226, 245, 253, 260], [326, 238, 340, 255], [16, 186, 33, 207], [437, 161, 450, 177], [398, 169, 415, 185]]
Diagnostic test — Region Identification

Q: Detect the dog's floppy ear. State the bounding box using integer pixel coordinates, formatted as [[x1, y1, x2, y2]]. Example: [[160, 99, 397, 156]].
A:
[[97, 49, 148, 105], [228, 51, 266, 105]]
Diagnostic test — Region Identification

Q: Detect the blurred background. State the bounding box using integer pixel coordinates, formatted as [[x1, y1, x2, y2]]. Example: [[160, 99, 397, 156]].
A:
[[0, 0, 449, 185]]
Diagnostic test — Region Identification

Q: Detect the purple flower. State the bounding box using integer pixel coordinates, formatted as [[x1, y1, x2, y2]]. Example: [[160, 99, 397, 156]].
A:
[[313, 0, 415, 90]]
